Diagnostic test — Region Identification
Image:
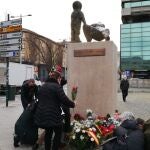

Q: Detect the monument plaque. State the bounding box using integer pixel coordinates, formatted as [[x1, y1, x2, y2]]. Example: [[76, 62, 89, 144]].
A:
[[74, 48, 105, 57]]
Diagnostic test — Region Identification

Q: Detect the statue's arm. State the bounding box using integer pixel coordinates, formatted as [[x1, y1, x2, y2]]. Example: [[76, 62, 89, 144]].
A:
[[80, 11, 86, 25]]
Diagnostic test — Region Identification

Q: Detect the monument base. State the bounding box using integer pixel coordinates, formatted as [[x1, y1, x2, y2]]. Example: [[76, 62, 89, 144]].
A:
[[67, 41, 117, 117]]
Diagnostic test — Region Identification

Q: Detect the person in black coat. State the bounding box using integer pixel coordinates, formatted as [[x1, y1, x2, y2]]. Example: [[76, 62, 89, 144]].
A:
[[103, 112, 144, 150], [34, 71, 75, 150], [120, 76, 129, 102], [21, 79, 38, 110], [144, 119, 150, 150], [120, 119, 144, 150]]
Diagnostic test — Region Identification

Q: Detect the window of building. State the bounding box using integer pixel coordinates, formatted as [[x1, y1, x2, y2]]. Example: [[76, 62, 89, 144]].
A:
[[121, 28, 130, 33], [131, 27, 141, 32], [143, 56, 150, 60], [131, 51, 142, 56], [124, 1, 150, 8], [142, 27, 150, 32], [142, 32, 150, 36], [143, 51, 150, 55], [121, 42, 131, 47], [143, 41, 150, 46], [131, 23, 142, 28], [131, 46, 142, 51], [131, 41, 142, 47], [131, 32, 141, 37], [121, 52, 131, 57], [121, 38, 131, 42], [121, 33, 131, 38], [121, 47, 130, 51], [142, 22, 150, 27], [121, 24, 130, 29], [142, 36, 150, 41], [132, 2, 142, 7], [143, 46, 150, 50], [142, 1, 150, 6], [131, 37, 142, 42]]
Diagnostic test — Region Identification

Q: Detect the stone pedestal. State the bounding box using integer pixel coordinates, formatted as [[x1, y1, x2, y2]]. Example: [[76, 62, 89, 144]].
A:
[[67, 41, 117, 116]]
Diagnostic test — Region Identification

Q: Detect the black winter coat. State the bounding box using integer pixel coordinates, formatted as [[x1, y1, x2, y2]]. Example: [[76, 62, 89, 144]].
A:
[[103, 120, 144, 150], [144, 119, 150, 150], [120, 79, 129, 91], [21, 81, 38, 107], [34, 78, 75, 128], [121, 119, 144, 150]]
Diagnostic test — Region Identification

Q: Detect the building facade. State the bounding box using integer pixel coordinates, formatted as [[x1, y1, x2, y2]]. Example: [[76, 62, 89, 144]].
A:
[[121, 0, 150, 78]]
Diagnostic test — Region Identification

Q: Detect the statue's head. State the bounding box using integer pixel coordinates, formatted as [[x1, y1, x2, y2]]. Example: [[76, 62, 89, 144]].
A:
[[73, 1, 82, 10]]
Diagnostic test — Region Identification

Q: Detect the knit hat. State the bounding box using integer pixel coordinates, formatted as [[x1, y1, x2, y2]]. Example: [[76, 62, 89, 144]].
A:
[[55, 65, 62, 74], [119, 111, 135, 122], [49, 65, 62, 79]]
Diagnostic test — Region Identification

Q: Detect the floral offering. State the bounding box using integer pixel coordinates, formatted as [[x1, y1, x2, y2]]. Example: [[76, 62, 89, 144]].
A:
[[71, 86, 78, 101], [69, 109, 121, 150]]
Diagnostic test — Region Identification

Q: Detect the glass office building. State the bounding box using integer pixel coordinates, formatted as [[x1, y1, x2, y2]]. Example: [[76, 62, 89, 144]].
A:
[[121, 0, 150, 78]]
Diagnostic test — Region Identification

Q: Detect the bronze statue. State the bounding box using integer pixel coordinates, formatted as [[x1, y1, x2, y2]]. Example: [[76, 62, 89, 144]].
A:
[[83, 22, 110, 42], [71, 1, 86, 42]]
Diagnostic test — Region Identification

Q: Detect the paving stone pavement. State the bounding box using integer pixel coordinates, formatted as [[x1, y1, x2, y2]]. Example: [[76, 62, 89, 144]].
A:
[[0, 91, 150, 150]]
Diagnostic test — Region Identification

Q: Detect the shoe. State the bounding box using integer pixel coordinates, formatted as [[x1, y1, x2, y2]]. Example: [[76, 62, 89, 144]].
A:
[[14, 143, 19, 147], [13, 135, 20, 147], [32, 143, 39, 150], [59, 142, 66, 149]]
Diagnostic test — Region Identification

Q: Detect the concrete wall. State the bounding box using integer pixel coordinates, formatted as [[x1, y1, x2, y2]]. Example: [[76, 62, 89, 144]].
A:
[[67, 41, 118, 117], [129, 78, 150, 88]]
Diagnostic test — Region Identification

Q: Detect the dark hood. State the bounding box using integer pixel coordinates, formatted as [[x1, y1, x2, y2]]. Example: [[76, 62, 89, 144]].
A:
[[121, 119, 137, 130]]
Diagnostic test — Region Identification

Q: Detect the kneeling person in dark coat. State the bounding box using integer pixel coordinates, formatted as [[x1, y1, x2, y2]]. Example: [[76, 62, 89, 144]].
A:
[[103, 112, 144, 150], [21, 79, 38, 110]]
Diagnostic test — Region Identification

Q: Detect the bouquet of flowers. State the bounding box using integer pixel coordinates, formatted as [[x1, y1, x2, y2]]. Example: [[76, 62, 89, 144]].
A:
[[71, 86, 78, 101], [69, 109, 121, 150], [70, 114, 101, 150]]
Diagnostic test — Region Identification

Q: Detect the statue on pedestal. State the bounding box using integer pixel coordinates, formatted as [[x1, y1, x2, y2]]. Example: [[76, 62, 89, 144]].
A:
[[71, 1, 86, 42], [70, 1, 110, 43]]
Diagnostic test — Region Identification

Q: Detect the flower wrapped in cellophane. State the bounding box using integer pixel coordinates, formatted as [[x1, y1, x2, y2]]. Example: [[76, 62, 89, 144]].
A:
[[71, 86, 78, 101]]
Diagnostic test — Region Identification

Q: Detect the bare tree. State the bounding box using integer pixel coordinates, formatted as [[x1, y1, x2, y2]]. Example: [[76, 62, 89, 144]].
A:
[[23, 30, 63, 72]]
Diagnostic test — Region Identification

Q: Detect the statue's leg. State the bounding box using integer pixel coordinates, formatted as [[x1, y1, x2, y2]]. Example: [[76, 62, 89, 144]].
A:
[[74, 28, 81, 42], [71, 29, 75, 42]]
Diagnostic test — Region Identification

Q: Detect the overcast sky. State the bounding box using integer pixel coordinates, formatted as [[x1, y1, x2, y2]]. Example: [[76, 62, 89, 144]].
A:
[[0, 0, 121, 49]]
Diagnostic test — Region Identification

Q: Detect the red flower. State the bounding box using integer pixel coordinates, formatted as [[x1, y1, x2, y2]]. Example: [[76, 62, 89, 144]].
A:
[[98, 125, 114, 137], [71, 86, 78, 101], [97, 116, 106, 120], [74, 113, 84, 121]]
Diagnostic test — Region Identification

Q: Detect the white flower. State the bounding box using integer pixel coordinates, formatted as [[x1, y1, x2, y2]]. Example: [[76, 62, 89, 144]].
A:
[[91, 138, 94, 141], [89, 128, 92, 131], [75, 128, 80, 133], [80, 135, 84, 140], [82, 130, 85, 133], [72, 135, 76, 139], [86, 109, 93, 114], [92, 127, 96, 132]]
